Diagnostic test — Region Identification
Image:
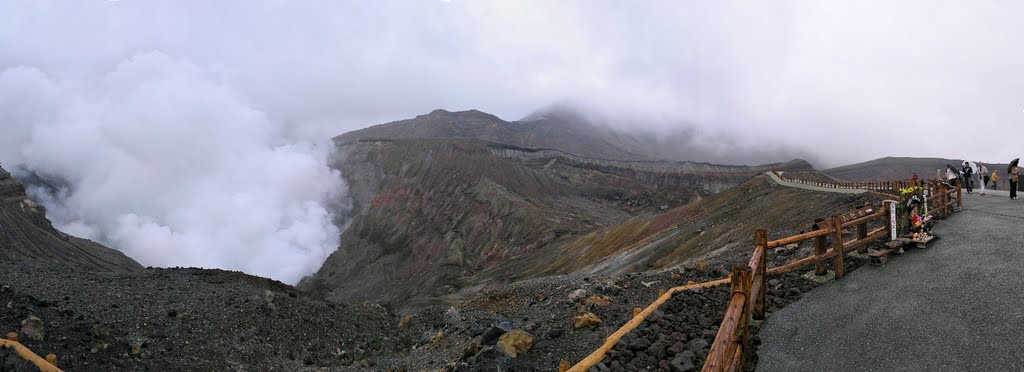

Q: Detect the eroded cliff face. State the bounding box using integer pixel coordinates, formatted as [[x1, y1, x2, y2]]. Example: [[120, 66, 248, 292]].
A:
[[0, 166, 141, 272], [300, 139, 814, 306]]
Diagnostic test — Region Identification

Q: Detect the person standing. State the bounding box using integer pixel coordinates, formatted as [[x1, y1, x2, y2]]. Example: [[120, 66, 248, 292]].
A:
[[978, 163, 988, 196], [992, 170, 1000, 190], [1011, 165, 1020, 200], [962, 162, 974, 194]]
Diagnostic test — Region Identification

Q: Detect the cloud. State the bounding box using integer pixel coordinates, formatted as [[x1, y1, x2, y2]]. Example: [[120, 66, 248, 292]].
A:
[[0, 51, 346, 284]]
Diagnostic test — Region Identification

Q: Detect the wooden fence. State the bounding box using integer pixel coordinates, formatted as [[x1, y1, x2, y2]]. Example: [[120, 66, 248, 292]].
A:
[[701, 178, 962, 371]]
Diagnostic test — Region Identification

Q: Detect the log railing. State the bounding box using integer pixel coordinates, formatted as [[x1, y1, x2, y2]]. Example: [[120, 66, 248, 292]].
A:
[[771, 170, 927, 194], [701, 178, 962, 371]]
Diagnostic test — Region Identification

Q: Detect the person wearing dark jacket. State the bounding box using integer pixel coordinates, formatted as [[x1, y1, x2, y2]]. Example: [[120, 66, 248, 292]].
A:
[[962, 163, 974, 194], [1011, 166, 1020, 200]]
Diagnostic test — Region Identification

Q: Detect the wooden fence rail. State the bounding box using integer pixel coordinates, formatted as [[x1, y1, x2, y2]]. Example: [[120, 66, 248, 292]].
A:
[[701, 178, 962, 371]]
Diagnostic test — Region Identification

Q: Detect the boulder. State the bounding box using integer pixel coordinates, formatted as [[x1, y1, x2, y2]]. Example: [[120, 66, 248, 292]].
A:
[[568, 289, 587, 301], [497, 330, 533, 357], [480, 326, 506, 346], [20, 315, 45, 341], [670, 351, 696, 371], [685, 338, 708, 352], [572, 312, 602, 329]]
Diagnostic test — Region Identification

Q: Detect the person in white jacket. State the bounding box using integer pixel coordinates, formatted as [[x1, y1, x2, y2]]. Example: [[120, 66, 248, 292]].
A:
[[978, 162, 988, 196]]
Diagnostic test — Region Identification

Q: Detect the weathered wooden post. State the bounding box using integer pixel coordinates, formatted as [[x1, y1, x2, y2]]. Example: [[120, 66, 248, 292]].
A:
[[929, 180, 936, 212], [752, 229, 767, 320], [812, 219, 828, 276], [704, 265, 752, 371], [832, 215, 846, 279], [732, 265, 752, 370], [943, 181, 950, 216], [957, 180, 963, 210], [856, 217, 868, 254]]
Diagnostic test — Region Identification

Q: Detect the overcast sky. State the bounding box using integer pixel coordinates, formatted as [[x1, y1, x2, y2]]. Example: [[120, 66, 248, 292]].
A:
[[2, 1, 1023, 281]]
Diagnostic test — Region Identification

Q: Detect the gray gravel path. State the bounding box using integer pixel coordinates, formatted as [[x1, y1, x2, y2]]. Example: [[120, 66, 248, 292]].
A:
[[757, 192, 1024, 371]]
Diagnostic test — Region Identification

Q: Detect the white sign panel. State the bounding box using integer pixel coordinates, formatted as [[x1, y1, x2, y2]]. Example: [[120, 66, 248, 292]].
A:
[[889, 201, 897, 241], [923, 189, 928, 215]]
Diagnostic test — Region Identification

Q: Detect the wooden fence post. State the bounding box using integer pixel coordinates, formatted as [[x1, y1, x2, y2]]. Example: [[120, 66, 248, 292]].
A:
[[957, 180, 963, 210], [832, 215, 846, 279], [941, 183, 949, 216], [814, 230, 827, 276], [732, 265, 752, 370], [856, 219, 868, 254], [753, 229, 767, 320], [929, 180, 936, 212]]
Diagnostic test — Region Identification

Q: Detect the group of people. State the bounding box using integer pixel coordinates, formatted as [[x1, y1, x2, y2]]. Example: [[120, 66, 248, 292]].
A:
[[944, 161, 1020, 199]]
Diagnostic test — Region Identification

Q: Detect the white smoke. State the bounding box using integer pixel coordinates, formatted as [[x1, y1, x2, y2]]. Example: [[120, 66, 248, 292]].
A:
[[0, 52, 347, 284]]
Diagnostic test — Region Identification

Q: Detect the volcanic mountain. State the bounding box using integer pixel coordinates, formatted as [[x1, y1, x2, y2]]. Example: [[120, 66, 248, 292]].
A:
[[300, 108, 829, 306], [337, 107, 654, 161], [338, 106, 814, 166]]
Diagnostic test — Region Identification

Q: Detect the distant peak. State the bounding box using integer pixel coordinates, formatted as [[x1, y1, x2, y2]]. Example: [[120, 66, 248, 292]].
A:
[[520, 103, 590, 123], [422, 108, 504, 122], [780, 158, 815, 170]]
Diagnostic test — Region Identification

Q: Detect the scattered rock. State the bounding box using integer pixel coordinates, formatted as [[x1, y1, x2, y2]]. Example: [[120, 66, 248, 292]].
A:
[[128, 337, 147, 355], [263, 290, 276, 312], [445, 307, 461, 325], [430, 330, 445, 345], [568, 289, 587, 301], [572, 312, 602, 329], [399, 315, 413, 329], [497, 330, 533, 357], [583, 294, 612, 307], [685, 339, 708, 352], [20, 315, 45, 341], [625, 336, 651, 351], [480, 326, 507, 346], [462, 341, 482, 359], [497, 321, 514, 332], [670, 351, 696, 371]]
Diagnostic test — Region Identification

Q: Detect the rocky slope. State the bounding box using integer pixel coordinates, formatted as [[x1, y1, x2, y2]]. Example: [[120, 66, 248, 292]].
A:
[[489, 173, 883, 282], [300, 138, 814, 306], [0, 166, 140, 272], [0, 259, 406, 371]]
